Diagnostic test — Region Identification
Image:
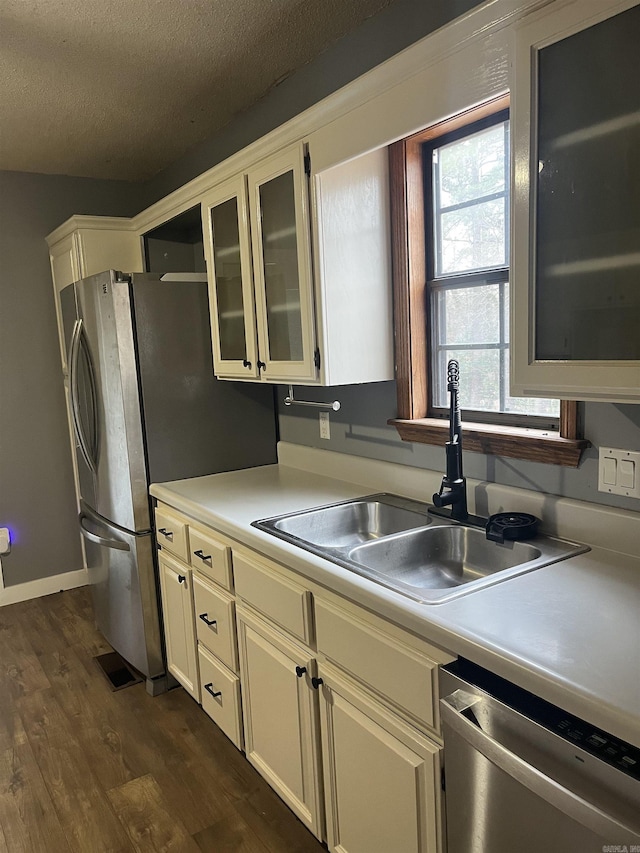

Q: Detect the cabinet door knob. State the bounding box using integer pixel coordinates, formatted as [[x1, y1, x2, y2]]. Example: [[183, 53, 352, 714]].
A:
[[204, 683, 222, 699], [194, 549, 211, 561], [311, 677, 323, 689], [295, 666, 307, 678], [257, 360, 266, 371], [159, 527, 173, 539], [199, 613, 217, 627], [243, 359, 252, 369], [178, 574, 186, 584]]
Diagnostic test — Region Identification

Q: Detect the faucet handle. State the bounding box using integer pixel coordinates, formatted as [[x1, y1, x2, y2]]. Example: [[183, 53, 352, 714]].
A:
[[447, 359, 459, 390]]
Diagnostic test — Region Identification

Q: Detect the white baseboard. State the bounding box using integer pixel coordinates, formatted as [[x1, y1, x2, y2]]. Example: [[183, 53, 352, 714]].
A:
[[0, 568, 89, 607]]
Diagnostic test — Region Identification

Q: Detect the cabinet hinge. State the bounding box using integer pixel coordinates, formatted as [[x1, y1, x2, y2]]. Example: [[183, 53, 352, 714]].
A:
[[304, 151, 311, 176], [441, 766, 446, 792], [314, 347, 321, 370]]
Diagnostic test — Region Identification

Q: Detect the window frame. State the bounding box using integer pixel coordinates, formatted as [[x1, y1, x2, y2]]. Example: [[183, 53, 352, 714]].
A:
[[387, 94, 589, 467]]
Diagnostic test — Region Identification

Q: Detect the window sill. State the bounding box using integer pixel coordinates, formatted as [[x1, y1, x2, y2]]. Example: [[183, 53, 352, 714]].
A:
[[388, 417, 589, 467]]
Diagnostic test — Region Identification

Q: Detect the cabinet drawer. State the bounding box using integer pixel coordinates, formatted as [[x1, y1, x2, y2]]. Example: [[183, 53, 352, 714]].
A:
[[315, 598, 443, 732], [155, 506, 189, 563], [198, 645, 243, 750], [193, 573, 238, 672], [233, 552, 312, 645], [190, 527, 233, 590]]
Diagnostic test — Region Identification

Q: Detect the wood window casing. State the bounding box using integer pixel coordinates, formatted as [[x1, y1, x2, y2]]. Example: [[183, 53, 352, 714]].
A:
[[387, 96, 589, 467]]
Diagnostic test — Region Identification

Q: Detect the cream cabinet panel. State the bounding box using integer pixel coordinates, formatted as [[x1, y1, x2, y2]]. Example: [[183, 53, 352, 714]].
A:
[[511, 0, 640, 402], [201, 175, 260, 379], [236, 605, 323, 840], [154, 505, 190, 563], [189, 526, 233, 590], [158, 552, 199, 700], [248, 144, 318, 383], [234, 551, 313, 645], [310, 147, 394, 386], [315, 597, 451, 735], [193, 573, 238, 672], [202, 144, 317, 383], [198, 644, 243, 749], [318, 663, 442, 853]]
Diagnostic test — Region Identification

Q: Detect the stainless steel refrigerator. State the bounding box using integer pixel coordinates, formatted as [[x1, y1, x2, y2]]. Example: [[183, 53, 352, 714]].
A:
[[60, 270, 277, 692]]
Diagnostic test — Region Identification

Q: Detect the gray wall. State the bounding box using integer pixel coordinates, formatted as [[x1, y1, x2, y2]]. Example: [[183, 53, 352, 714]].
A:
[[140, 0, 485, 206], [276, 383, 640, 513], [0, 171, 139, 587]]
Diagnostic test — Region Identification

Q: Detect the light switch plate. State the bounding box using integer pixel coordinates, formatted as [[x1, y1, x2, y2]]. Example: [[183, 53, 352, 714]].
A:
[[598, 448, 640, 498], [0, 527, 10, 555]]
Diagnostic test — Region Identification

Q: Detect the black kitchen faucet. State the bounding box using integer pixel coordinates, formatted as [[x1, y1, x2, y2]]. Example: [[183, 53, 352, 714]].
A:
[[431, 359, 470, 521]]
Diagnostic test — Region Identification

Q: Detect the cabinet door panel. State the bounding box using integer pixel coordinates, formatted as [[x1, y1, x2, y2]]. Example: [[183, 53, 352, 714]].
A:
[[511, 0, 640, 401], [237, 607, 322, 839], [158, 554, 199, 700], [249, 145, 317, 382], [319, 664, 442, 853], [202, 176, 259, 379]]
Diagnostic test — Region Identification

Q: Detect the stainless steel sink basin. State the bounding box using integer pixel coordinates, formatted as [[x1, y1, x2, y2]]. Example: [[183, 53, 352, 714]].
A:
[[252, 494, 588, 603], [268, 495, 430, 549]]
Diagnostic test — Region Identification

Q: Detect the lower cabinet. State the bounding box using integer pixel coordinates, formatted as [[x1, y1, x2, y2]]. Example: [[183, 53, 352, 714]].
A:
[[318, 662, 442, 853], [158, 551, 199, 701], [155, 502, 450, 853], [236, 604, 324, 840]]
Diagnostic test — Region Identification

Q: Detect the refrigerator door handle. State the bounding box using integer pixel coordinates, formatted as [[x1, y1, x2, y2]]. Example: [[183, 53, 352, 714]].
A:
[[79, 512, 130, 552], [69, 319, 98, 474]]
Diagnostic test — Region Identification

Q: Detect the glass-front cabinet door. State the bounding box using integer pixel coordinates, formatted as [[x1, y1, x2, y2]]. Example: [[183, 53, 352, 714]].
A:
[[202, 176, 259, 379], [248, 144, 317, 383], [512, 0, 640, 402]]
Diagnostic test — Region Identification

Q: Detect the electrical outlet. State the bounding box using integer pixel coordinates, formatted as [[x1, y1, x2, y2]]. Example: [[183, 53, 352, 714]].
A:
[[319, 411, 331, 440], [598, 448, 640, 498], [0, 527, 11, 555]]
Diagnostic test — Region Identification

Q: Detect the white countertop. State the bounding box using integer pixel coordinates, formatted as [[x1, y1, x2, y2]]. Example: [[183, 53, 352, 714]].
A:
[[151, 460, 640, 749]]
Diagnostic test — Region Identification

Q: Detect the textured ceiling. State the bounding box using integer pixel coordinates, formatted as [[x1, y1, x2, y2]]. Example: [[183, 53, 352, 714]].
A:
[[0, 0, 393, 181]]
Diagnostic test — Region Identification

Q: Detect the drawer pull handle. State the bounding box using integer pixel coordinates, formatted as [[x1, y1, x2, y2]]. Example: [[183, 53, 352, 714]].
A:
[[295, 666, 307, 678], [178, 575, 186, 584], [194, 549, 212, 561], [199, 613, 217, 627], [311, 677, 323, 689], [158, 527, 174, 540], [204, 683, 222, 699]]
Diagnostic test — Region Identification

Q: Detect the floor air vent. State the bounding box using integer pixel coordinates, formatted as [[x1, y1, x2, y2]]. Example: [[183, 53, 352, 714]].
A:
[[94, 651, 143, 691]]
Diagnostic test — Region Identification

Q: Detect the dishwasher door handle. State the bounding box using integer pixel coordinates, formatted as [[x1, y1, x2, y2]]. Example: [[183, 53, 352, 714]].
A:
[[440, 695, 639, 840]]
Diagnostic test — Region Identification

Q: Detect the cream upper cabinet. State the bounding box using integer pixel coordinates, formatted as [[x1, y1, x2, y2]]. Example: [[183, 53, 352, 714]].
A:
[[511, 0, 640, 403], [203, 142, 395, 386], [47, 216, 144, 372], [203, 143, 317, 383]]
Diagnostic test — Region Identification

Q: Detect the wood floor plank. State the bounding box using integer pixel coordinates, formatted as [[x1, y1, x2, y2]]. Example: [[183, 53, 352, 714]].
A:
[[235, 783, 326, 853], [0, 620, 50, 702], [38, 644, 143, 792], [17, 687, 134, 853], [108, 774, 199, 852], [43, 590, 112, 657], [1, 588, 328, 853], [0, 716, 71, 853], [192, 812, 272, 853]]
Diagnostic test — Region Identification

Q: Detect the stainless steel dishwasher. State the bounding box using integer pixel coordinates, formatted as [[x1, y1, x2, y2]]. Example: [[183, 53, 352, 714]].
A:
[[440, 660, 640, 853]]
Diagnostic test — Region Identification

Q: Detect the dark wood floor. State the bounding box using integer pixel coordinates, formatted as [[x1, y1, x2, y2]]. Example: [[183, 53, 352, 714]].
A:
[[0, 586, 326, 852]]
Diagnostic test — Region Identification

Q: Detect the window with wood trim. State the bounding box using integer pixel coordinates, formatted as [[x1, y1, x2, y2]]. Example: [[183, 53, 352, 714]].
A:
[[388, 95, 589, 467]]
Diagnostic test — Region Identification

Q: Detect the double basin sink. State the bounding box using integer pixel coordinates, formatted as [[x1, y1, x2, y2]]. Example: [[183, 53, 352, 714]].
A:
[[252, 494, 587, 604]]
